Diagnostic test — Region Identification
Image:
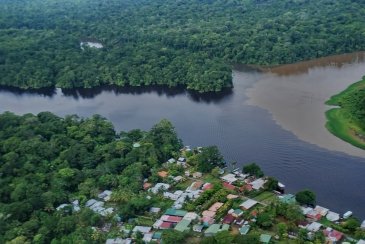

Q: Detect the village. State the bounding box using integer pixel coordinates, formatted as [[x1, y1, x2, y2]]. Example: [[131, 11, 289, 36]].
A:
[[57, 146, 365, 244]]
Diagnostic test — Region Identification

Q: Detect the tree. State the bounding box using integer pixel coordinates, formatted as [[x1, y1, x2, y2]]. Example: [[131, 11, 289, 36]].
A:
[[344, 218, 360, 232], [195, 146, 225, 173], [214, 230, 234, 244], [264, 177, 278, 191], [295, 189, 316, 206], [161, 230, 186, 244], [257, 212, 273, 229], [242, 163, 264, 177], [277, 223, 288, 239], [234, 233, 260, 243]]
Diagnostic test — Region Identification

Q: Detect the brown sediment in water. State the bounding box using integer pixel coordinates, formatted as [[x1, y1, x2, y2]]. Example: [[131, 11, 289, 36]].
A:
[[243, 51, 365, 157], [260, 52, 365, 76]]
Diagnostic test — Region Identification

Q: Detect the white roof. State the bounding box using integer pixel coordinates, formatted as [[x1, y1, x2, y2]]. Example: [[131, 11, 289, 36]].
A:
[[250, 178, 266, 190], [56, 204, 69, 211], [168, 158, 176, 163], [314, 205, 329, 216], [132, 226, 151, 234], [221, 174, 237, 183], [301, 206, 313, 215], [153, 219, 163, 228], [143, 233, 153, 242], [343, 211, 353, 218], [240, 199, 258, 210], [183, 212, 198, 221], [306, 222, 322, 232], [174, 176, 184, 181], [326, 211, 340, 222], [150, 183, 170, 194], [105, 238, 131, 244], [86, 199, 98, 207], [150, 207, 161, 213], [357, 240, 365, 244]]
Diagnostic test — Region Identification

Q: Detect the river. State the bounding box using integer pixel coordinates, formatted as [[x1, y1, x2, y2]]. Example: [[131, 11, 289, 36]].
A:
[[0, 53, 364, 218]]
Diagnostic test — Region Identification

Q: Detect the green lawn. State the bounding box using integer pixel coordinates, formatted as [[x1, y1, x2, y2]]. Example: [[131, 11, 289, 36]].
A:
[[253, 192, 277, 203]]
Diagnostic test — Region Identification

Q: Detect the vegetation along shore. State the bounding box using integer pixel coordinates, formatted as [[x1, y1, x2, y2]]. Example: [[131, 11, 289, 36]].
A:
[[1, 112, 364, 243], [0, 0, 364, 92], [325, 76, 365, 150]]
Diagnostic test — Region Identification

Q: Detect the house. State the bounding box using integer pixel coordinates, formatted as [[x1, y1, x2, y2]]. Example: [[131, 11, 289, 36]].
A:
[[192, 172, 202, 178], [204, 224, 229, 237], [158, 171, 168, 178], [86, 199, 98, 207], [173, 176, 184, 182], [326, 211, 340, 222], [167, 158, 176, 164], [231, 209, 244, 218], [235, 218, 245, 226], [361, 220, 365, 230], [132, 226, 152, 234], [301, 206, 313, 215], [209, 202, 224, 212], [143, 233, 153, 243], [174, 219, 191, 232], [143, 182, 152, 190], [202, 216, 215, 226], [106, 238, 132, 244], [221, 174, 237, 184], [357, 240, 365, 244], [185, 170, 190, 177], [153, 219, 163, 229], [306, 209, 322, 221], [227, 194, 239, 200], [240, 184, 253, 192], [150, 183, 170, 194], [98, 190, 112, 201], [178, 157, 186, 162], [160, 215, 183, 223], [279, 194, 296, 204], [202, 183, 213, 191], [164, 208, 187, 217], [223, 214, 235, 224], [193, 224, 204, 232], [323, 227, 343, 242], [150, 207, 161, 214], [260, 234, 272, 244], [240, 199, 258, 210], [314, 205, 329, 216], [202, 210, 216, 218], [187, 181, 203, 191], [250, 178, 266, 190], [306, 222, 322, 232], [343, 211, 353, 219], [152, 232, 162, 241], [183, 212, 198, 221], [223, 182, 236, 191], [239, 225, 250, 235], [160, 221, 173, 229]]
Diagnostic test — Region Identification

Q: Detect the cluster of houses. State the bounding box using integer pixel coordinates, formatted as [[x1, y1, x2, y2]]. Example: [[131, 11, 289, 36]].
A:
[[220, 171, 267, 192]]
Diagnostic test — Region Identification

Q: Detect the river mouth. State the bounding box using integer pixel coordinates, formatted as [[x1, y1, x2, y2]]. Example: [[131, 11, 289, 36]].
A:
[[0, 53, 365, 218], [244, 52, 365, 158]]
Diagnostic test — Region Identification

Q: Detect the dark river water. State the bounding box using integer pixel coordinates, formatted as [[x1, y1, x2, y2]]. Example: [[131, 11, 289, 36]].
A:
[[1, 53, 365, 219]]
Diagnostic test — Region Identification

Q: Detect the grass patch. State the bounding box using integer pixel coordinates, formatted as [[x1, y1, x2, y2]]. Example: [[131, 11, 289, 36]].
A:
[[136, 216, 155, 226], [325, 76, 365, 150], [253, 191, 275, 202]]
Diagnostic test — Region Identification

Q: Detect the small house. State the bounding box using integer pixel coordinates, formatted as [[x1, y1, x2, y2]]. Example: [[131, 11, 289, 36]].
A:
[[326, 211, 340, 222], [240, 199, 258, 210], [221, 174, 237, 184], [314, 205, 329, 216], [306, 222, 322, 232], [223, 182, 236, 191], [250, 178, 266, 190], [164, 208, 187, 217], [158, 171, 169, 178], [223, 214, 235, 224], [343, 211, 353, 219], [260, 234, 272, 244], [193, 224, 204, 232], [193, 172, 202, 178], [323, 227, 343, 243], [239, 225, 250, 235], [209, 202, 224, 212], [174, 219, 191, 232], [132, 226, 152, 234]]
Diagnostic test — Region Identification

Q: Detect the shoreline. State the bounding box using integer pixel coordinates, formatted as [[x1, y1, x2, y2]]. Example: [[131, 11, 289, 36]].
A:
[[325, 77, 365, 150]]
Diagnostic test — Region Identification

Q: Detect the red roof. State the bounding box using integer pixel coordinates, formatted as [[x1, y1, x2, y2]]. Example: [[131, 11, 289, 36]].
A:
[[143, 182, 152, 190], [240, 184, 253, 192], [306, 213, 322, 221], [160, 221, 173, 229], [323, 229, 343, 241], [223, 182, 236, 190], [223, 214, 235, 224], [162, 215, 183, 223], [203, 183, 213, 191]]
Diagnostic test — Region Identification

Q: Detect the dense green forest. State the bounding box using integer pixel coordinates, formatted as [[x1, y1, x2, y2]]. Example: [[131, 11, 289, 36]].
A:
[[0, 0, 364, 92], [0, 112, 183, 243], [326, 76, 365, 150]]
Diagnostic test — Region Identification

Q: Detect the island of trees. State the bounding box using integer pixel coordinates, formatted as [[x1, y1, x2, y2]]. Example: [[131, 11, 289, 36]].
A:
[[0, 0, 364, 92], [325, 76, 365, 150], [1, 112, 364, 243]]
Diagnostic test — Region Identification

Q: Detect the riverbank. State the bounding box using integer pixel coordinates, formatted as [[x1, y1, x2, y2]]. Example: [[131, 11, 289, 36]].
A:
[[325, 76, 365, 150]]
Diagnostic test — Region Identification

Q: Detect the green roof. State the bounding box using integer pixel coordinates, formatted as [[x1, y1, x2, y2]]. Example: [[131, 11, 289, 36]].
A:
[[233, 209, 243, 215], [280, 194, 296, 204], [164, 208, 187, 217], [260, 234, 272, 243], [174, 219, 191, 232], [205, 224, 221, 234], [152, 232, 162, 239], [221, 224, 229, 231], [239, 225, 250, 235]]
